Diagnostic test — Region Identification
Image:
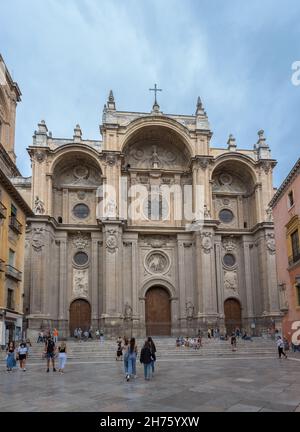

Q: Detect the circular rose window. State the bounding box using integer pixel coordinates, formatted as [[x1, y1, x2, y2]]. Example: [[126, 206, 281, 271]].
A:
[[223, 253, 236, 267], [73, 251, 89, 266], [73, 203, 90, 219], [219, 209, 234, 223]]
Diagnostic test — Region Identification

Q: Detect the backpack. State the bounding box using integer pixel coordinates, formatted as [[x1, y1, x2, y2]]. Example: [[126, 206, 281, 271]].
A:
[[47, 339, 55, 352]]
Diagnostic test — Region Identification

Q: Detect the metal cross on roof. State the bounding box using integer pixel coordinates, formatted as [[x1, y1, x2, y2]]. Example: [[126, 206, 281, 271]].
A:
[[149, 83, 162, 106]]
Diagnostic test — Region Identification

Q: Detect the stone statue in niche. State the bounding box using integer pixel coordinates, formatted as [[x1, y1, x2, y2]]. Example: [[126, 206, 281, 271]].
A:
[[266, 233, 276, 254], [266, 207, 273, 222], [151, 145, 161, 169], [185, 301, 194, 319], [224, 271, 238, 291], [34, 196, 45, 215], [105, 197, 117, 218], [124, 303, 133, 320]]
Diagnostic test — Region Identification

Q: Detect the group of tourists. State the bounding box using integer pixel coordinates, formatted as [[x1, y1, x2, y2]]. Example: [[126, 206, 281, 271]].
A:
[[37, 328, 59, 344], [115, 336, 157, 381], [176, 336, 202, 349], [73, 327, 104, 342], [5, 336, 67, 374]]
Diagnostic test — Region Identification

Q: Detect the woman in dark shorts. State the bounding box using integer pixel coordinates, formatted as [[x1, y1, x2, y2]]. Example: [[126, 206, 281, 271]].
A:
[[17, 342, 28, 371]]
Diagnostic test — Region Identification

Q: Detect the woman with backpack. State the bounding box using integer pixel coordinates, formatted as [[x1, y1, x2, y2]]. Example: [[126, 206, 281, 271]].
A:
[[126, 337, 137, 382], [140, 340, 154, 381], [147, 336, 156, 375]]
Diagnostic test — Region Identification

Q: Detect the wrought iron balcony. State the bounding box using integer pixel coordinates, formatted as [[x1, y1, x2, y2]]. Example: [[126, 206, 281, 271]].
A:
[[5, 264, 22, 281], [9, 216, 22, 234], [0, 201, 6, 219]]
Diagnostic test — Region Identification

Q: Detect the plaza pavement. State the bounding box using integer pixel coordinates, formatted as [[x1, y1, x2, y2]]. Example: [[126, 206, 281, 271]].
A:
[[0, 338, 300, 412]]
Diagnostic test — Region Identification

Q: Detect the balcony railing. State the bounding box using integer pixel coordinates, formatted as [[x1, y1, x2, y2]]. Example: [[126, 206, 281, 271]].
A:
[[5, 264, 22, 281], [9, 216, 22, 234], [0, 201, 7, 219]]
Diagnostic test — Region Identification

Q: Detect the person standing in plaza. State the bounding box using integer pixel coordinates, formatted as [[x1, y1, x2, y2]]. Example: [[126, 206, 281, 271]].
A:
[[58, 341, 67, 374], [231, 332, 237, 351], [122, 337, 129, 378], [45, 336, 57, 372], [140, 340, 153, 381], [17, 341, 28, 371], [53, 328, 58, 344], [74, 328, 78, 340], [147, 336, 156, 375], [116, 337, 123, 361], [77, 328, 82, 343], [6, 341, 16, 372], [276, 336, 288, 359], [126, 337, 137, 381]]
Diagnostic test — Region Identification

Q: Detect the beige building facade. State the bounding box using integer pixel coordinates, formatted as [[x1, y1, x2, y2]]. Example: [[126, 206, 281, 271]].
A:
[[16, 92, 282, 337], [0, 55, 33, 346]]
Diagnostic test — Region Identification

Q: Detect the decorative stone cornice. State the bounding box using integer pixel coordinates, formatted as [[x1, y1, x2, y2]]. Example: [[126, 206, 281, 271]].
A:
[[269, 157, 300, 208]]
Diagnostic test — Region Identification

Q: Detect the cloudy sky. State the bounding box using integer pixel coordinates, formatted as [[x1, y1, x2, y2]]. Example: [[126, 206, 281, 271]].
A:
[[1, 0, 300, 185]]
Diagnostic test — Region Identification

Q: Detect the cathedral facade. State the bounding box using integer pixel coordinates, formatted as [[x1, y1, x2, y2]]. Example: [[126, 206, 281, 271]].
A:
[[16, 92, 283, 338]]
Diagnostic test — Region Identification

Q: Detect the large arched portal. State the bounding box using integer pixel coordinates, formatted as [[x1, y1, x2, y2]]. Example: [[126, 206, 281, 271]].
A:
[[224, 298, 242, 334], [145, 286, 171, 336], [69, 299, 91, 336]]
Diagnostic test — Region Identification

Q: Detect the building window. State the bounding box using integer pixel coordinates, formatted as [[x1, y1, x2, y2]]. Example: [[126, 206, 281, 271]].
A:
[[291, 230, 300, 263], [73, 203, 90, 219], [8, 249, 15, 267], [11, 203, 17, 217], [219, 209, 234, 223], [73, 251, 89, 266], [7, 288, 14, 310], [223, 253, 236, 267], [288, 191, 294, 208], [296, 284, 300, 307], [143, 194, 169, 221]]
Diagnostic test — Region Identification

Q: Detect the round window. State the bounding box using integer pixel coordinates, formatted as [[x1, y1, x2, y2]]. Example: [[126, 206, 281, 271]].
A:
[[73, 203, 90, 219], [223, 253, 236, 267], [219, 209, 234, 223], [73, 251, 89, 266]]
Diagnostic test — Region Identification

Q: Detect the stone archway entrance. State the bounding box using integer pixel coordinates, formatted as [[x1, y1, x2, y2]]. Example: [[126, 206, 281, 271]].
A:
[[224, 298, 242, 334], [145, 286, 171, 336], [69, 299, 91, 336]]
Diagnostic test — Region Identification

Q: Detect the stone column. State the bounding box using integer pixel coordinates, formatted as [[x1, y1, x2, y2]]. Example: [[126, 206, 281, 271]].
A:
[[102, 221, 124, 334], [242, 237, 254, 319], [214, 235, 224, 318], [91, 233, 100, 325]]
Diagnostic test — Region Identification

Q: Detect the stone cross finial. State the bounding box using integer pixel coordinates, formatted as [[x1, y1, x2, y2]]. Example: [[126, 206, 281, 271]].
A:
[[149, 83, 162, 113]]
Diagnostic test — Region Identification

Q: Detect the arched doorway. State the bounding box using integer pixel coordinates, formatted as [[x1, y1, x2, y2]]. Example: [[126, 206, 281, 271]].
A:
[[224, 298, 242, 334], [69, 299, 91, 335], [145, 286, 171, 336]]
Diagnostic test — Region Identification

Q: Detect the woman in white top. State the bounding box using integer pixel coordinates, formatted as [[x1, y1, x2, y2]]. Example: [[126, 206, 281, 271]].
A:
[[17, 342, 28, 371]]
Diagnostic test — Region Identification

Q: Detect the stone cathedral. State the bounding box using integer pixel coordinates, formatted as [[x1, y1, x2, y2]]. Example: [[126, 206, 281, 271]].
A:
[[15, 91, 282, 338]]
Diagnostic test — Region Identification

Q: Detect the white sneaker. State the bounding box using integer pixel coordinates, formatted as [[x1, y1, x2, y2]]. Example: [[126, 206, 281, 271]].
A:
[[23, 368, 26, 371], [134, 375, 137, 379], [126, 374, 130, 381]]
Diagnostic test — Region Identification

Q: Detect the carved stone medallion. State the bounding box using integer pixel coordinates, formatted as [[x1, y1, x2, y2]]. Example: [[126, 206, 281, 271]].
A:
[[145, 251, 169, 274]]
